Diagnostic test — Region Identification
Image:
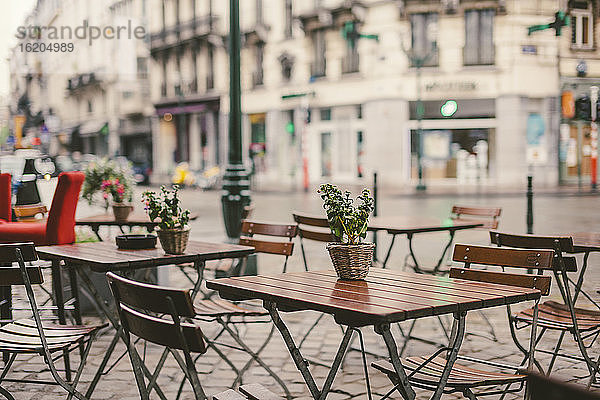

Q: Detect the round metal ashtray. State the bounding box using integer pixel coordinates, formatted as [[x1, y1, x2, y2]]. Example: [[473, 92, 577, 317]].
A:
[[115, 234, 157, 250]]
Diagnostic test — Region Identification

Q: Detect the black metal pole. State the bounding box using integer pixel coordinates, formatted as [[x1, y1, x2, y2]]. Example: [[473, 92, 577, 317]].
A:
[[373, 171, 378, 262], [526, 175, 534, 234], [221, 0, 250, 239]]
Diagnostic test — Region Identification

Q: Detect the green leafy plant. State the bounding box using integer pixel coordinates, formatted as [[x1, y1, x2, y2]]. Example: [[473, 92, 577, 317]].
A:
[[82, 158, 134, 209], [142, 185, 190, 230], [318, 184, 374, 245]]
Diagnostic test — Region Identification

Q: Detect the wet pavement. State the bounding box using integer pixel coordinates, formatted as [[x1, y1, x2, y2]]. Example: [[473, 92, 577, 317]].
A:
[[3, 181, 600, 399]]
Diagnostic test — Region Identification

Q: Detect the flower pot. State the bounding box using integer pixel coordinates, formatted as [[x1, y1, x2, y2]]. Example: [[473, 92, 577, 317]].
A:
[[112, 203, 133, 222], [157, 226, 190, 255], [327, 242, 375, 280]]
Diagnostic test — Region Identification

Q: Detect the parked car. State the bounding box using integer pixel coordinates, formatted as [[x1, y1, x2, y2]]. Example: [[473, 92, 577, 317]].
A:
[[132, 162, 151, 185]]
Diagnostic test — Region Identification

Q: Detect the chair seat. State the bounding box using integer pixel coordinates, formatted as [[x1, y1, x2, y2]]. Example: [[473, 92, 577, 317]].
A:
[[372, 356, 525, 389], [0, 221, 47, 245], [515, 300, 600, 331], [194, 298, 267, 317], [0, 319, 105, 353]]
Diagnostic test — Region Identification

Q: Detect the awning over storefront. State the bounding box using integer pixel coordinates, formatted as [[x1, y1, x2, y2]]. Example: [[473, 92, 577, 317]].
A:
[[154, 94, 220, 116], [79, 121, 108, 137]]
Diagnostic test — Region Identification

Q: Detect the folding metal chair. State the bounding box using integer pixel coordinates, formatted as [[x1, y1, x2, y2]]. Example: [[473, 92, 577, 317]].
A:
[[201, 204, 258, 279], [107, 271, 209, 400], [0, 243, 105, 400], [373, 244, 553, 400], [490, 231, 600, 385], [526, 371, 600, 400], [292, 212, 337, 272], [194, 221, 296, 397]]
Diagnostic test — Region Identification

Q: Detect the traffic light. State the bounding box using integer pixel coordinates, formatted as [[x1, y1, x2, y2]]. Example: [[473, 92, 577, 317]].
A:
[[575, 95, 591, 121], [341, 21, 360, 49], [549, 11, 569, 36]]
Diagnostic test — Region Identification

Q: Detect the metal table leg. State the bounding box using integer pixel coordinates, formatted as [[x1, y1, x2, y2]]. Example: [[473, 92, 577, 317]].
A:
[[91, 226, 103, 242], [375, 322, 415, 400], [264, 301, 354, 400], [382, 234, 397, 269], [51, 260, 71, 381]]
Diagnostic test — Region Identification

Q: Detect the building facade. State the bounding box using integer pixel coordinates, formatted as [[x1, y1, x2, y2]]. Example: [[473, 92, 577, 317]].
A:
[[148, 0, 600, 188], [9, 0, 153, 170]]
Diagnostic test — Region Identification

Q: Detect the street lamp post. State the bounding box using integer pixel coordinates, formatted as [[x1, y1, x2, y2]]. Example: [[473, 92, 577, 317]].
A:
[[400, 32, 434, 192], [414, 59, 426, 191], [221, 0, 251, 239]]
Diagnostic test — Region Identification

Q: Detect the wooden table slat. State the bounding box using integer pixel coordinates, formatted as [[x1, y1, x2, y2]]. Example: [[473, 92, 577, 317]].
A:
[[36, 241, 254, 272], [208, 270, 540, 326]]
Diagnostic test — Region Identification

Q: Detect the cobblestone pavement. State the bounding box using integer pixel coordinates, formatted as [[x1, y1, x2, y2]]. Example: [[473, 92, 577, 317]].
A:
[[3, 182, 600, 399]]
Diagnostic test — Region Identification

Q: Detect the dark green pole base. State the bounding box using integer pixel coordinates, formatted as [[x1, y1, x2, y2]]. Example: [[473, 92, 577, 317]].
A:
[[221, 164, 251, 239]]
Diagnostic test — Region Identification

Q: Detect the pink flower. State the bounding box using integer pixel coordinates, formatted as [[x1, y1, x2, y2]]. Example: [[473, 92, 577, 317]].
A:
[[103, 193, 108, 199]]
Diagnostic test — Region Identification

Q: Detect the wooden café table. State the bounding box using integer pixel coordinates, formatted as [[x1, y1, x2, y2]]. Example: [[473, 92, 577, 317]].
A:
[[36, 240, 254, 398], [368, 216, 483, 272], [76, 211, 199, 241], [208, 268, 541, 400]]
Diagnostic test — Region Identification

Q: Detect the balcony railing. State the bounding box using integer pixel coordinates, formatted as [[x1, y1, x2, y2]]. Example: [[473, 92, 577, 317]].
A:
[[150, 16, 218, 50]]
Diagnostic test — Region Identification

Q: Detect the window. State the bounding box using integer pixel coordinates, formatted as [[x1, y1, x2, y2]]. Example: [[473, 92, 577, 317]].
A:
[[311, 29, 326, 78], [357, 131, 364, 178], [410, 13, 438, 67], [572, 2, 594, 49], [253, 43, 264, 87], [284, 0, 293, 38], [321, 132, 332, 177], [87, 100, 93, 113], [256, 0, 263, 24], [342, 23, 360, 74], [137, 57, 148, 79], [207, 43, 214, 89], [320, 108, 331, 121], [464, 9, 495, 65]]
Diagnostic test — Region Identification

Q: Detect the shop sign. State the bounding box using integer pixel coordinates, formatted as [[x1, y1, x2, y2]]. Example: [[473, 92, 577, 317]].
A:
[[526, 113, 547, 165], [424, 81, 478, 93], [521, 45, 537, 55]]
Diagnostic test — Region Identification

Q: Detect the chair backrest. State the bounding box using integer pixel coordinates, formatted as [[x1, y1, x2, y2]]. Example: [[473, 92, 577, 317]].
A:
[[0, 243, 42, 285], [106, 272, 206, 353], [526, 371, 600, 400], [450, 244, 553, 295], [240, 221, 297, 256], [490, 231, 577, 272], [14, 204, 48, 221], [0, 174, 11, 222], [292, 212, 337, 243], [451, 205, 501, 230], [242, 204, 254, 220], [46, 171, 85, 245]]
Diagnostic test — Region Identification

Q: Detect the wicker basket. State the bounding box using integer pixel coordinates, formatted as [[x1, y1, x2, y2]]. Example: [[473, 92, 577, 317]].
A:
[[157, 227, 190, 255], [327, 242, 375, 280], [112, 204, 133, 222]]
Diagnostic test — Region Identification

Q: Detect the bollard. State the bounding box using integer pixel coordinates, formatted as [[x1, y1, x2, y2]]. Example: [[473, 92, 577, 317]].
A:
[[527, 175, 534, 234], [373, 172, 378, 262]]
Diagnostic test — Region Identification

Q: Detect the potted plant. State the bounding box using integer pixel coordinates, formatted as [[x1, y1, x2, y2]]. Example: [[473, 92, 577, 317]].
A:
[[102, 178, 133, 221], [82, 158, 135, 220], [142, 185, 191, 254], [318, 183, 375, 280]]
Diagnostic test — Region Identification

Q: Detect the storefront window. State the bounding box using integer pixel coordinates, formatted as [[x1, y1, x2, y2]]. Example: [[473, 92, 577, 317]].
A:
[[357, 131, 364, 178], [249, 113, 266, 174], [411, 128, 490, 180], [321, 132, 332, 177]]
